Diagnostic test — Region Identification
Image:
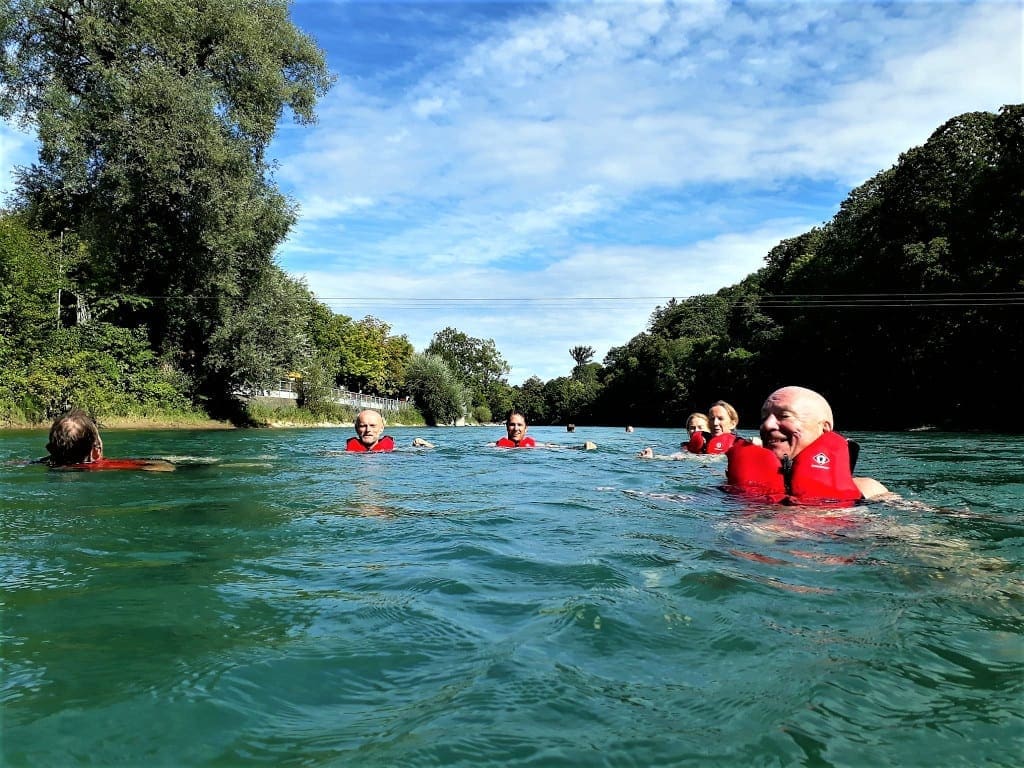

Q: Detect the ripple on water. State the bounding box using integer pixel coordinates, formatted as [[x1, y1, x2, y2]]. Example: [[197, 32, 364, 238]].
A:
[[2, 426, 1022, 767]]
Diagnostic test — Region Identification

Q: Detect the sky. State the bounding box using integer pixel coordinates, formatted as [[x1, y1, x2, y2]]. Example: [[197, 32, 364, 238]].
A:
[[1, 1, 1021, 385]]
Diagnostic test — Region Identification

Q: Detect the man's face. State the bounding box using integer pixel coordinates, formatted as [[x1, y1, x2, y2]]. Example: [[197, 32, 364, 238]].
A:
[[355, 412, 384, 446], [759, 392, 824, 460], [506, 414, 528, 442]]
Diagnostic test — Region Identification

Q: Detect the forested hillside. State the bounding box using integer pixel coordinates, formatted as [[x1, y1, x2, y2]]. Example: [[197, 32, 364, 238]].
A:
[[588, 105, 1024, 431]]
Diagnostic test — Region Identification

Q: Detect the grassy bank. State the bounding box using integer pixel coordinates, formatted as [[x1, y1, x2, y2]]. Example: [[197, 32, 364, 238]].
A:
[[3, 402, 430, 431], [245, 402, 427, 428]]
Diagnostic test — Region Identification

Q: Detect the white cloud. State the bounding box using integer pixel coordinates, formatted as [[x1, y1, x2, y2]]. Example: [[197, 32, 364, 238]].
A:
[[268, 0, 1022, 383], [3, 1, 1020, 385]]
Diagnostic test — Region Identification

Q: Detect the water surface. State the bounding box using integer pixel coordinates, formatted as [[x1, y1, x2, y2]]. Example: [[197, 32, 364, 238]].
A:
[[2, 426, 1022, 766]]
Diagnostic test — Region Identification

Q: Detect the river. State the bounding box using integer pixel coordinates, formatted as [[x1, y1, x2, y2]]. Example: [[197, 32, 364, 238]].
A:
[[2, 425, 1021, 766]]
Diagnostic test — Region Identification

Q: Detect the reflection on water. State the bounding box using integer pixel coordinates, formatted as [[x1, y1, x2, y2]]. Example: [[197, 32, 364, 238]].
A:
[[2, 426, 1022, 766]]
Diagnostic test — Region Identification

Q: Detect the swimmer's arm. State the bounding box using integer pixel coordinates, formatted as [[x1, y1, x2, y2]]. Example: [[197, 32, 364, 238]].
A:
[[140, 460, 176, 472], [854, 476, 890, 499], [636, 447, 683, 460], [538, 442, 597, 450]]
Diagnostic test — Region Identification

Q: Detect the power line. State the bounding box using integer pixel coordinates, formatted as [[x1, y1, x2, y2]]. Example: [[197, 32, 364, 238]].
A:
[[77, 291, 1024, 309]]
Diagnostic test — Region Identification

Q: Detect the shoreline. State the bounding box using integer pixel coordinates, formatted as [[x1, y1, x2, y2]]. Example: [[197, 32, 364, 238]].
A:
[[2, 417, 238, 431], [1, 417, 437, 431]]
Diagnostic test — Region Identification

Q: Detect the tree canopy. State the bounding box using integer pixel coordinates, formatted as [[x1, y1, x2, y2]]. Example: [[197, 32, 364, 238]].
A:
[[1, 0, 333, 410]]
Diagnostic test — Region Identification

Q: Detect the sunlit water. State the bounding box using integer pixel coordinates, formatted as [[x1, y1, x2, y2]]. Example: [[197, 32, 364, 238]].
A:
[[2, 426, 1022, 767]]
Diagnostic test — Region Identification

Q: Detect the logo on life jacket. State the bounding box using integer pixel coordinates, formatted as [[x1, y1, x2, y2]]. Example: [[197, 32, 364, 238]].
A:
[[811, 451, 830, 468]]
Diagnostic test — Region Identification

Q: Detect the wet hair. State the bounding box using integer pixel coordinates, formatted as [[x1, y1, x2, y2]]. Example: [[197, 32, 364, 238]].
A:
[[505, 408, 528, 425], [708, 400, 739, 426], [685, 411, 710, 429], [46, 409, 101, 466]]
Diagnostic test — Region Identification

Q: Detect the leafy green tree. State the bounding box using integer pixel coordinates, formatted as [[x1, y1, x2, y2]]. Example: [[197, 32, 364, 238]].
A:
[[426, 327, 510, 412], [0, 0, 334, 405], [18, 323, 194, 421], [404, 353, 469, 426], [205, 266, 314, 394], [648, 295, 730, 342], [482, 380, 515, 420], [542, 376, 596, 425], [380, 334, 414, 398], [296, 354, 335, 417], [570, 345, 595, 368], [597, 333, 695, 424], [0, 212, 59, 366], [305, 300, 351, 385], [513, 376, 548, 424], [337, 316, 412, 395]]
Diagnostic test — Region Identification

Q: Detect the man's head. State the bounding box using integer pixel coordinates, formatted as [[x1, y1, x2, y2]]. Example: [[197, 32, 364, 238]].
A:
[[46, 409, 103, 465], [759, 386, 834, 460], [505, 409, 528, 441], [353, 409, 386, 448]]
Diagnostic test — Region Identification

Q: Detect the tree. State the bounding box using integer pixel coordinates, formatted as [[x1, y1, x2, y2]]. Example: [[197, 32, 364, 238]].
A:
[[404, 353, 469, 426], [305, 300, 351, 385], [205, 266, 314, 394], [337, 316, 412, 395], [513, 376, 548, 425], [570, 345, 595, 368], [0, 0, 334, 404], [0, 212, 59, 365], [426, 326, 510, 413]]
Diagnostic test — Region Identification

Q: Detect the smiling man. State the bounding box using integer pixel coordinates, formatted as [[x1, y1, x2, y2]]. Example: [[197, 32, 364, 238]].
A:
[[346, 409, 396, 452], [725, 386, 889, 504]]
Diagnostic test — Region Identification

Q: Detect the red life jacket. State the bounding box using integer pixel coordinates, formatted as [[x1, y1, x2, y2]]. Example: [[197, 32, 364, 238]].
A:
[[496, 436, 537, 448], [704, 432, 739, 454], [725, 432, 862, 506], [345, 435, 396, 453], [65, 458, 157, 471], [684, 431, 707, 454]]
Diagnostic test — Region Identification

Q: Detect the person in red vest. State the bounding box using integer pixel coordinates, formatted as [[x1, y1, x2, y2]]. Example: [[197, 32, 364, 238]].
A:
[[496, 408, 537, 448], [726, 386, 889, 504], [43, 409, 175, 471], [345, 409, 396, 452]]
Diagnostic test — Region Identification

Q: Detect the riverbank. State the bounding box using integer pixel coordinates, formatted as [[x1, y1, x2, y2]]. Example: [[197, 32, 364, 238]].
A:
[[2, 416, 237, 431]]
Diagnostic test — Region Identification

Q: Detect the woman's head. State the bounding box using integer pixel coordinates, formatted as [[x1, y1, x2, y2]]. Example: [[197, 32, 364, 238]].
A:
[[684, 412, 709, 435], [708, 400, 739, 435]]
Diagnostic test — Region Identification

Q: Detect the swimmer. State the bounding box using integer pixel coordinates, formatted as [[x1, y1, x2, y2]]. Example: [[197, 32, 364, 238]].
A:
[[42, 409, 176, 471], [726, 386, 890, 504], [496, 409, 536, 448], [346, 409, 395, 452], [493, 410, 596, 450]]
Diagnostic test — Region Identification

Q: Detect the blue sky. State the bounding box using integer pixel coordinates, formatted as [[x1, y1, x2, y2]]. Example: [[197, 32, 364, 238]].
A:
[[1, 1, 1021, 384]]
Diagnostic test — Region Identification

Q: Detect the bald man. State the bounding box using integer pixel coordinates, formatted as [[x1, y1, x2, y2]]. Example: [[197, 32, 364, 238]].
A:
[[345, 409, 396, 452], [726, 386, 889, 503]]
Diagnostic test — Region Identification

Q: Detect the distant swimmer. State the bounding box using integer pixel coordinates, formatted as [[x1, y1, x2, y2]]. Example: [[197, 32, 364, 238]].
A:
[[638, 401, 751, 460], [42, 409, 175, 471], [496, 409, 536, 448], [495, 409, 596, 450]]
